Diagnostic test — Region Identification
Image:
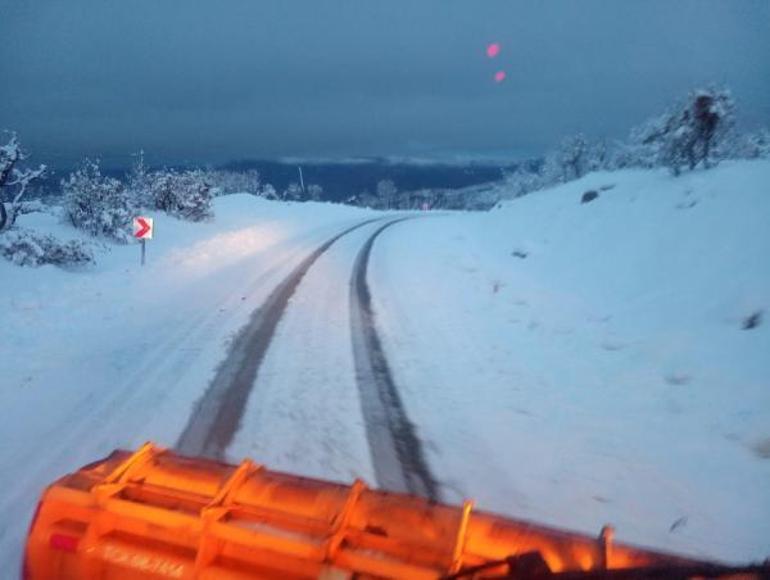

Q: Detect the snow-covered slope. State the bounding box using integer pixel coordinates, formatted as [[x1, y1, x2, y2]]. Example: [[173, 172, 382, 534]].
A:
[[369, 159, 770, 562]]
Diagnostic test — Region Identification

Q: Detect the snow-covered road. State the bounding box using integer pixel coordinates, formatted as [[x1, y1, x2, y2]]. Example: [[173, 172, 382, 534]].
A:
[[224, 216, 439, 495], [1, 161, 768, 567], [176, 218, 382, 459], [0, 198, 380, 564], [226, 220, 382, 482]]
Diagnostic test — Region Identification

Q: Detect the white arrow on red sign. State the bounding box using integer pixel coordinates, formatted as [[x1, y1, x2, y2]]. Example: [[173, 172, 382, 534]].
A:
[[133, 217, 153, 240]]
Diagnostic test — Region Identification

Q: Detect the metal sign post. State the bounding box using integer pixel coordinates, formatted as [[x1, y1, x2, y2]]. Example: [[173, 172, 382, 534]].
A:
[[133, 217, 154, 266]]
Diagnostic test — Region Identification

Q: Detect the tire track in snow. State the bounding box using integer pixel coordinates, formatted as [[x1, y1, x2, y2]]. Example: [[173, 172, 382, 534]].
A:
[[176, 218, 382, 459], [350, 218, 441, 500]]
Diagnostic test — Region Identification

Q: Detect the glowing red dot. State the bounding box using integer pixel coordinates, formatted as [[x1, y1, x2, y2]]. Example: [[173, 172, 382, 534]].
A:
[[494, 71, 506, 83], [486, 43, 501, 58]]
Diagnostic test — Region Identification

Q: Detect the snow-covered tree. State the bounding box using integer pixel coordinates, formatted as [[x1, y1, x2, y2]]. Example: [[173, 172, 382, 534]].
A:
[[558, 134, 590, 180], [586, 139, 609, 172], [376, 179, 398, 208], [0, 133, 47, 232], [614, 87, 735, 175], [126, 149, 153, 207], [62, 159, 134, 243], [644, 88, 735, 175], [149, 169, 213, 221]]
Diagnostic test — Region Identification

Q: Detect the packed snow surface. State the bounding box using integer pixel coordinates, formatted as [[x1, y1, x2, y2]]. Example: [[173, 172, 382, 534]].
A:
[[1, 160, 768, 565]]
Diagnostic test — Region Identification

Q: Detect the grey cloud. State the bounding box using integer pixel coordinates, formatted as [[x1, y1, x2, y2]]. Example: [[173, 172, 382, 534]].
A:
[[1, 0, 768, 167]]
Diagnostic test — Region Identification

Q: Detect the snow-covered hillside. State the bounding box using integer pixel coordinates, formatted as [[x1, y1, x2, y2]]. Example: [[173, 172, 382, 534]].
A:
[[0, 160, 768, 565], [369, 159, 770, 561]]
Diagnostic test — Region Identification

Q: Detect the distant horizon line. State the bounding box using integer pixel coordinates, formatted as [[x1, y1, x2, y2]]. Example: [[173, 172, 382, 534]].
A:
[[32, 152, 535, 172]]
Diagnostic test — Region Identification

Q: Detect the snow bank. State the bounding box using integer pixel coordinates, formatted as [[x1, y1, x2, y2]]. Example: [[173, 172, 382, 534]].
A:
[[369, 160, 770, 562]]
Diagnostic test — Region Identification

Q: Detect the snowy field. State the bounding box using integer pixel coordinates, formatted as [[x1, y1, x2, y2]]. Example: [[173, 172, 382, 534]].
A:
[[1, 160, 769, 565]]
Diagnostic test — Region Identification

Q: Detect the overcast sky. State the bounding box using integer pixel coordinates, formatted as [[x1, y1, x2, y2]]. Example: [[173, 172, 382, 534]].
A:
[[1, 0, 768, 168]]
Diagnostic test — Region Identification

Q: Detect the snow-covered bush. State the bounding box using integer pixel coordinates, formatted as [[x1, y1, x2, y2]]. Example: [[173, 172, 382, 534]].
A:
[[62, 159, 134, 243], [205, 169, 262, 196], [261, 183, 278, 200], [534, 135, 611, 187], [0, 228, 94, 267], [502, 168, 546, 198], [500, 137, 608, 201], [619, 113, 671, 169], [715, 128, 770, 160], [354, 190, 378, 208], [15, 199, 48, 215], [282, 182, 304, 201], [306, 183, 323, 202], [149, 169, 213, 221]]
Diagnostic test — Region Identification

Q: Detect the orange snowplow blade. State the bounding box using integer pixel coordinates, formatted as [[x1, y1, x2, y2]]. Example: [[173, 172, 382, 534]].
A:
[[22, 443, 736, 579]]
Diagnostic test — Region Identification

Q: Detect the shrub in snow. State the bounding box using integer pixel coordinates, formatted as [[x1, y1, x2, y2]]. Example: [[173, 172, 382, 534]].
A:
[[621, 114, 672, 169], [261, 183, 278, 200], [204, 169, 262, 196], [15, 199, 48, 215], [502, 168, 545, 199], [717, 128, 770, 160], [149, 169, 213, 221], [306, 183, 323, 202], [354, 190, 378, 208], [282, 182, 304, 201], [0, 228, 94, 267], [746, 129, 770, 158], [0, 133, 47, 231], [62, 159, 134, 243]]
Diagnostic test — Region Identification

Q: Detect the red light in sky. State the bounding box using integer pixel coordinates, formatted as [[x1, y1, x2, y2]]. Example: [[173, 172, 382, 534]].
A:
[[486, 43, 501, 58], [494, 71, 506, 83]]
